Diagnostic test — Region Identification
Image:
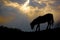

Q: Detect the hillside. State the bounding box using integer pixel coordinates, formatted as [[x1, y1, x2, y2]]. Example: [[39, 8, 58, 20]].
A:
[[0, 25, 23, 32]]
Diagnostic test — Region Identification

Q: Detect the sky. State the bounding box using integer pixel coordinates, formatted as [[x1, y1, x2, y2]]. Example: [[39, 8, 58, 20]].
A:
[[0, 0, 60, 31]]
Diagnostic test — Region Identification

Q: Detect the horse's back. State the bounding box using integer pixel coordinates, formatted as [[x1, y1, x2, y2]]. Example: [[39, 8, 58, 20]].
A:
[[31, 13, 54, 24], [44, 14, 53, 17], [44, 14, 53, 19]]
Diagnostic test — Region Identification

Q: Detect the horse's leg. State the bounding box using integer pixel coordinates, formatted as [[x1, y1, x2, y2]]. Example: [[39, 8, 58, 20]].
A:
[[38, 24, 40, 31], [48, 21, 52, 29], [36, 26, 37, 32], [36, 24, 40, 32], [52, 16, 54, 27], [49, 23, 51, 29], [51, 20, 54, 28], [49, 21, 53, 29], [46, 22, 49, 30], [36, 25, 38, 32]]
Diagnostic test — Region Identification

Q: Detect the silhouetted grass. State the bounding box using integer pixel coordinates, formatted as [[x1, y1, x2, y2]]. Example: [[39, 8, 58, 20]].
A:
[[0, 23, 60, 32], [40, 28, 60, 32]]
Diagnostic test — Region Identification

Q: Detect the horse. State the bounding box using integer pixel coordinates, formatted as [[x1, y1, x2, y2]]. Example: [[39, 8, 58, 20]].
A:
[[30, 13, 54, 31]]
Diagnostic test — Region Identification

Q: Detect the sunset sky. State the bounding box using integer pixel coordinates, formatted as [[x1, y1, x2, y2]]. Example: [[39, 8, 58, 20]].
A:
[[0, 0, 60, 31]]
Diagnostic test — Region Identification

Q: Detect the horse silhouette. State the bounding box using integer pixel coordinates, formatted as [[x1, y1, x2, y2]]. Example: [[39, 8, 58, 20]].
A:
[[30, 13, 54, 31]]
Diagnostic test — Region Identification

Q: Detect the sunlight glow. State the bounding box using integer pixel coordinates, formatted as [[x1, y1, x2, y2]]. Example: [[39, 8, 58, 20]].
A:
[[21, 0, 30, 13]]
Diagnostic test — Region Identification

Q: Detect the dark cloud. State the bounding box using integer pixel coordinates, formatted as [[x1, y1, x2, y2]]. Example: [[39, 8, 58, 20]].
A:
[[49, 1, 60, 12], [29, 0, 46, 9], [10, 0, 26, 4], [52, 0, 60, 1], [50, 1, 60, 7]]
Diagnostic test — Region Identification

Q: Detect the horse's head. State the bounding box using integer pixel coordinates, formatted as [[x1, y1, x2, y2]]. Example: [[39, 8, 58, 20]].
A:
[[30, 22, 35, 29]]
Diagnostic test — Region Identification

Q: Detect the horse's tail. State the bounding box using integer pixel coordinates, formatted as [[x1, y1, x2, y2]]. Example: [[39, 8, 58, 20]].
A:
[[51, 16, 54, 26]]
